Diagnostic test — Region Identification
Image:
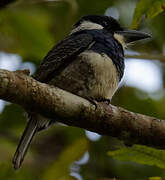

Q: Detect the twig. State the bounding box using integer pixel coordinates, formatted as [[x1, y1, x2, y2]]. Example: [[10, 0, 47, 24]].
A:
[[126, 54, 165, 62]]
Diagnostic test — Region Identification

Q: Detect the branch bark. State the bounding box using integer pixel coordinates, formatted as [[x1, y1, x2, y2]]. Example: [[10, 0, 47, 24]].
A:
[[0, 69, 165, 149], [126, 53, 165, 62]]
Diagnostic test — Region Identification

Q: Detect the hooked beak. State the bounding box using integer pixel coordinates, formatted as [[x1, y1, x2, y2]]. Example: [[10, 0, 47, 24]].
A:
[[116, 29, 151, 44]]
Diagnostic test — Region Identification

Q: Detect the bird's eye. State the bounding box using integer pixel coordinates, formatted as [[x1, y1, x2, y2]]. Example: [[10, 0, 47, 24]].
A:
[[103, 21, 108, 27], [104, 22, 107, 25]]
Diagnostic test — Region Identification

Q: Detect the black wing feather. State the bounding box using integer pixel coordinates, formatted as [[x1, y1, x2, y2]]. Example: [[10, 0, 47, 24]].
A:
[[34, 33, 94, 82]]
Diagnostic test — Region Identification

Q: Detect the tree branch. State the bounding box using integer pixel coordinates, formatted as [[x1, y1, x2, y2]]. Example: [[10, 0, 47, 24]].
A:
[[0, 69, 165, 149], [126, 53, 165, 62]]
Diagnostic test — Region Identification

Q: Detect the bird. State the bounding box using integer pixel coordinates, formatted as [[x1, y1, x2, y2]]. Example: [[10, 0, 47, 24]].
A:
[[12, 14, 151, 170]]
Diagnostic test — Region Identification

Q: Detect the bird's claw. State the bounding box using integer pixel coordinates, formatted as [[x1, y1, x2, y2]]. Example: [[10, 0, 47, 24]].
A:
[[85, 97, 98, 110], [97, 98, 111, 105]]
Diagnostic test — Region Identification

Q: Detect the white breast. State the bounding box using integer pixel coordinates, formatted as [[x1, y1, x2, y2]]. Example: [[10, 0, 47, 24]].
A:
[[79, 51, 119, 100], [50, 51, 120, 100]]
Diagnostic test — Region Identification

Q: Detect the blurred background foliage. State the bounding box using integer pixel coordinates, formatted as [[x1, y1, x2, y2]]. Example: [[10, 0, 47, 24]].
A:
[[0, 0, 165, 179]]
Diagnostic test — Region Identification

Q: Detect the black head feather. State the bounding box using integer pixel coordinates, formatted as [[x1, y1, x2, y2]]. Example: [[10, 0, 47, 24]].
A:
[[74, 15, 123, 33]]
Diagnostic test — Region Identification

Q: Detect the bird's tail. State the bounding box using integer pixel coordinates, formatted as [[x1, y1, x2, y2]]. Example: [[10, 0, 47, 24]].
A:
[[12, 116, 38, 170]]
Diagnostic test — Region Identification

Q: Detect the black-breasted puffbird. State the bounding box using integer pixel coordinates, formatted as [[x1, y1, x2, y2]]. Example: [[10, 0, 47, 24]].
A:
[[13, 14, 151, 170]]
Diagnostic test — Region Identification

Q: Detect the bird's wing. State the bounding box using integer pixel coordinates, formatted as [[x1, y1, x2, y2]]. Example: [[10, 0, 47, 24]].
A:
[[34, 32, 94, 82]]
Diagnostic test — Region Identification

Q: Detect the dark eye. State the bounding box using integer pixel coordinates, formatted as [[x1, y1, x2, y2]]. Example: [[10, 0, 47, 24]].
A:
[[104, 21, 108, 26]]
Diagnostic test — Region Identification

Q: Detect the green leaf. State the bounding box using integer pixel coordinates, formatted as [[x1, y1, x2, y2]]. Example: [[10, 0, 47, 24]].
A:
[[0, 104, 25, 130], [0, 163, 35, 180], [108, 145, 165, 169], [42, 138, 88, 180], [149, 177, 162, 180], [132, 0, 165, 28], [0, 7, 54, 61]]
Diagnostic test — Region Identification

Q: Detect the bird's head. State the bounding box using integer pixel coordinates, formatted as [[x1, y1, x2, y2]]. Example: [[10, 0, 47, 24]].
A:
[[72, 15, 151, 48]]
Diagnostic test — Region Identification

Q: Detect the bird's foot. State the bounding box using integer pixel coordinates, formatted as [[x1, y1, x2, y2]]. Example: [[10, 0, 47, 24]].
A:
[[96, 98, 111, 105], [85, 96, 98, 110]]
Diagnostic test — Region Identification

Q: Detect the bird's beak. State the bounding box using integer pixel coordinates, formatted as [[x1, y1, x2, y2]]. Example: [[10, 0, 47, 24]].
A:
[[116, 29, 151, 44]]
